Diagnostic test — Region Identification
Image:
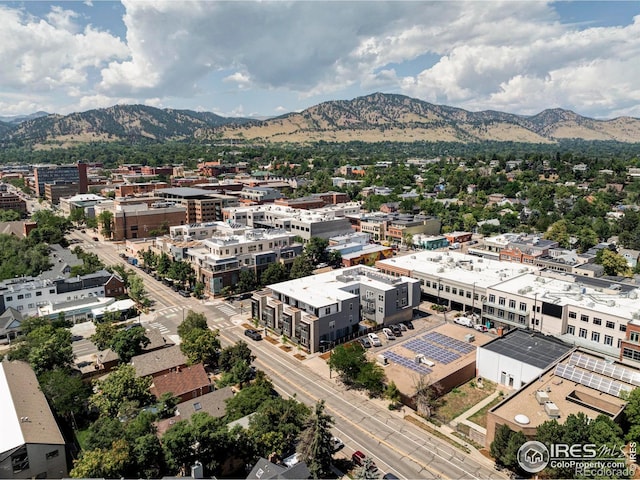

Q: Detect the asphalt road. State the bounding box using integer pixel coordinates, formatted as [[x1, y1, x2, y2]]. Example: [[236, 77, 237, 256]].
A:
[[66, 229, 506, 480]]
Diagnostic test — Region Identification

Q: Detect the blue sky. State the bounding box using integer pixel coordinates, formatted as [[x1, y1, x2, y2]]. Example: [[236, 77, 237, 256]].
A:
[[1, 1, 639, 119]]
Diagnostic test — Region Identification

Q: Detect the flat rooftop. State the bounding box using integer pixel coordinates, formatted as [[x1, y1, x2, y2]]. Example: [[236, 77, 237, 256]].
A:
[[492, 273, 640, 320], [490, 350, 630, 431], [268, 265, 417, 309], [377, 250, 539, 288], [481, 330, 573, 370], [376, 323, 494, 395]]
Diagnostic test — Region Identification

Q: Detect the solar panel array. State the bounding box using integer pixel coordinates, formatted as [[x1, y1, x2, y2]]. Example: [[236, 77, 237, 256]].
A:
[[568, 352, 640, 387], [555, 364, 632, 398], [383, 351, 432, 375], [404, 338, 460, 364], [424, 331, 476, 355]]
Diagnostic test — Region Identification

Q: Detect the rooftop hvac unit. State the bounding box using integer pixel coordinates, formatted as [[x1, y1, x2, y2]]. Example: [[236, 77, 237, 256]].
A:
[[464, 333, 475, 343], [377, 354, 388, 366], [544, 401, 561, 418], [415, 354, 435, 367], [535, 390, 551, 405]]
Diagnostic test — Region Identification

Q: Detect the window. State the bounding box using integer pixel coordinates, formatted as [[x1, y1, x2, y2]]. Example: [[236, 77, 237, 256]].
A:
[[49, 289, 55, 294], [569, 311, 577, 319], [17, 294, 23, 300], [46, 450, 59, 460], [5, 296, 12, 301], [591, 332, 600, 343], [11, 449, 29, 473], [378, 307, 383, 313], [567, 325, 575, 335], [606, 321, 615, 329], [509, 299, 516, 309], [519, 302, 526, 311], [489, 294, 496, 303], [623, 348, 640, 362], [593, 318, 602, 326], [579, 328, 587, 339], [604, 335, 613, 346], [445, 286, 450, 293], [620, 324, 627, 332], [631, 332, 640, 343], [25, 293, 31, 298], [36, 291, 42, 297], [378, 294, 383, 301], [580, 314, 589, 323], [498, 297, 505, 306]]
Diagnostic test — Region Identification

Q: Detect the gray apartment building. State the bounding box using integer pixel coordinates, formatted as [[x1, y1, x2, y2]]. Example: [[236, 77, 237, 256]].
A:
[[251, 265, 420, 353]]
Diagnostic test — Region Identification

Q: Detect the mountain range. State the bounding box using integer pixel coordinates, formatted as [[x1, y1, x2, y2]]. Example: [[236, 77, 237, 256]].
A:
[[1, 93, 639, 147]]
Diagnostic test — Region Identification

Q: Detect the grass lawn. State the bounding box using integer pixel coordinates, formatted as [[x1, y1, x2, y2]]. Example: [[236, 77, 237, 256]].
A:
[[434, 379, 497, 424], [467, 395, 503, 428], [75, 428, 90, 451]]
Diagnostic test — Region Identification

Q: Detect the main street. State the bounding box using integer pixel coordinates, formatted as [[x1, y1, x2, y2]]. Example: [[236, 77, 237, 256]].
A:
[[67, 229, 506, 480]]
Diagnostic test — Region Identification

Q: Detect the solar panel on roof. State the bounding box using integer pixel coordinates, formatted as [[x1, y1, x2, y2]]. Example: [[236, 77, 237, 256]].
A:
[[568, 352, 640, 387], [555, 364, 632, 398]]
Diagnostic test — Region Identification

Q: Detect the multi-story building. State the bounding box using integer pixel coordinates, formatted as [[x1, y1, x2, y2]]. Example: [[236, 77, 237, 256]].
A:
[[239, 186, 284, 204], [33, 163, 88, 197], [43, 182, 79, 205], [251, 265, 420, 353], [358, 213, 441, 244], [223, 204, 357, 241], [154, 187, 238, 223], [94, 200, 187, 241], [186, 228, 302, 294], [0, 361, 68, 478], [115, 182, 169, 197], [0, 191, 26, 215], [0, 270, 124, 318], [58, 193, 106, 218]]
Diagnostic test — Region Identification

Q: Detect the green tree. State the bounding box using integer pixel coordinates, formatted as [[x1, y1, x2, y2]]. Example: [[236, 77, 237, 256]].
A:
[[354, 458, 379, 480], [177, 310, 208, 338], [219, 341, 256, 372], [305, 237, 330, 265], [85, 416, 126, 451], [544, 219, 570, 248], [39, 367, 91, 421], [289, 254, 314, 279], [225, 371, 277, 421], [260, 262, 288, 286], [156, 253, 171, 276], [385, 381, 401, 408], [110, 325, 150, 363], [490, 424, 514, 467], [328, 343, 366, 385], [0, 209, 21, 221], [249, 396, 310, 457], [237, 269, 257, 293], [69, 438, 131, 479], [91, 322, 118, 351], [90, 364, 153, 417], [355, 361, 385, 397], [8, 324, 74, 376], [180, 328, 221, 367], [128, 273, 149, 306], [97, 210, 114, 239], [217, 360, 254, 388], [193, 281, 205, 299], [296, 400, 334, 479], [596, 249, 632, 277], [69, 207, 86, 225], [167, 260, 194, 287]]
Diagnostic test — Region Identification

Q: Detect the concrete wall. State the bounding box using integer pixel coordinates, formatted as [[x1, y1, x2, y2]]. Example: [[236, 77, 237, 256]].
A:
[[476, 347, 543, 389]]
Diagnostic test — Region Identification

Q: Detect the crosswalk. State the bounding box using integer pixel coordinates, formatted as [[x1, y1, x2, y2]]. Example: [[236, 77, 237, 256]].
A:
[[157, 306, 183, 319], [146, 322, 170, 335], [216, 303, 237, 317]]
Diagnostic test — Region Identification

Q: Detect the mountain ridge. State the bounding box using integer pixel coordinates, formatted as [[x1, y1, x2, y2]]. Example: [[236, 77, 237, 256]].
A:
[[2, 93, 639, 146]]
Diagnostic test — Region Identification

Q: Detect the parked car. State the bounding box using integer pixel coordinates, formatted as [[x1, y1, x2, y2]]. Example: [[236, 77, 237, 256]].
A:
[[398, 323, 408, 332], [391, 324, 403, 336], [244, 329, 262, 341], [332, 437, 345, 452], [382, 328, 396, 340], [367, 332, 382, 347], [454, 316, 474, 328], [283, 453, 301, 468], [404, 320, 414, 330], [178, 290, 191, 298], [359, 337, 372, 349], [92, 236, 99, 241], [474, 324, 489, 333], [352, 451, 377, 471]]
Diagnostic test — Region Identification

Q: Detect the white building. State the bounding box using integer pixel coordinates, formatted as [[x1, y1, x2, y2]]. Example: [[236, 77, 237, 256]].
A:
[[0, 361, 67, 478], [476, 329, 572, 389]]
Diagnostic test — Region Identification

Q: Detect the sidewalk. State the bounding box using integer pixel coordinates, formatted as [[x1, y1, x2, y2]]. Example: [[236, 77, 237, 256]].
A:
[[450, 389, 501, 435]]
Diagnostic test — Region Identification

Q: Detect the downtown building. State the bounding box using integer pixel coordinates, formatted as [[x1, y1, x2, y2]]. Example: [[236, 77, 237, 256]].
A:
[[251, 265, 420, 353]]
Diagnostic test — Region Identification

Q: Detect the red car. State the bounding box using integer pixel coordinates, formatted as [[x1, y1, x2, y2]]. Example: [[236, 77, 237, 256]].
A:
[[352, 451, 377, 471]]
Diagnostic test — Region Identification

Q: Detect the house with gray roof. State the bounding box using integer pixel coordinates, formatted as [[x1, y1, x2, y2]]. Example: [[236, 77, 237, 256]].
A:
[[0, 360, 68, 478], [0, 307, 22, 344], [131, 344, 188, 378]]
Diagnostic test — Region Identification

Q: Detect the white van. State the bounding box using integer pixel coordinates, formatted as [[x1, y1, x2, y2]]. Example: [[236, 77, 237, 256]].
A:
[[454, 316, 474, 328]]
